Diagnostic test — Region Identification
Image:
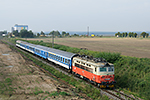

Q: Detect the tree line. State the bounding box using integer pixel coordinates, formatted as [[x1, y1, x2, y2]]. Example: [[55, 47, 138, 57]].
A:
[[13, 30, 35, 38], [37, 31, 70, 37], [12, 29, 75, 38], [115, 32, 149, 38]]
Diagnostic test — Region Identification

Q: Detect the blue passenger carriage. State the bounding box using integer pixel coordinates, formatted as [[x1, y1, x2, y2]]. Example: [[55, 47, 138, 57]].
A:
[[33, 45, 48, 59], [16, 40, 35, 54], [16, 40, 27, 50], [47, 48, 77, 70], [16, 40, 78, 70]]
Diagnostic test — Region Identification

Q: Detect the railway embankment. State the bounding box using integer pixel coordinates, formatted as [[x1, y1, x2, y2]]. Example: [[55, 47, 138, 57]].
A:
[[0, 39, 113, 100], [18, 38, 149, 100], [4, 38, 149, 100], [0, 40, 90, 100]]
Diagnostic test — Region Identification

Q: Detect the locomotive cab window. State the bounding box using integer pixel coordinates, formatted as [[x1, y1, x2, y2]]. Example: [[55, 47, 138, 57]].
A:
[[100, 67, 107, 72]]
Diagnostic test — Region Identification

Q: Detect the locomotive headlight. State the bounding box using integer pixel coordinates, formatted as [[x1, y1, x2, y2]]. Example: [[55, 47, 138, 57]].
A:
[[110, 75, 113, 77], [102, 76, 105, 78]]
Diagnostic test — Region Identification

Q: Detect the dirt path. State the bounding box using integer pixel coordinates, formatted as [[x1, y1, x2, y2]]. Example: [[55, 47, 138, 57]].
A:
[[0, 41, 84, 100]]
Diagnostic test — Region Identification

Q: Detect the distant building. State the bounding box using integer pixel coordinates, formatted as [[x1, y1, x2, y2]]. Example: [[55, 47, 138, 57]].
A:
[[12, 24, 28, 32]]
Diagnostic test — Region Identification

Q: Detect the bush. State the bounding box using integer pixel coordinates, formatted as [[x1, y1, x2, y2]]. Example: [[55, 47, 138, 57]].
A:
[[115, 56, 150, 99]]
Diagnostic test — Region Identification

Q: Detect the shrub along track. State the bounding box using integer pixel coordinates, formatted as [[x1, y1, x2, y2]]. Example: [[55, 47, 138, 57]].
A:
[[2, 40, 136, 100]]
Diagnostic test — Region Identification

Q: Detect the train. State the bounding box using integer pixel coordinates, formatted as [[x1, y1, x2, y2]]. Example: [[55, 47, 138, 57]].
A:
[[16, 40, 115, 88]]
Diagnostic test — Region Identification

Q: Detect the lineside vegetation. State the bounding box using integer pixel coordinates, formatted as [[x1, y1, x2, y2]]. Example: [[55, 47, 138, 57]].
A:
[[7, 38, 150, 100]]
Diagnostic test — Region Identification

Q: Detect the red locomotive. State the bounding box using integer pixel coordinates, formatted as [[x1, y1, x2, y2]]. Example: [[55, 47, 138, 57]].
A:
[[72, 55, 115, 88]]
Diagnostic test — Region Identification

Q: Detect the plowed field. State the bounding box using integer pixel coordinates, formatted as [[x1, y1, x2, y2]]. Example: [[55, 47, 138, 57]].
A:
[[28, 37, 150, 58]]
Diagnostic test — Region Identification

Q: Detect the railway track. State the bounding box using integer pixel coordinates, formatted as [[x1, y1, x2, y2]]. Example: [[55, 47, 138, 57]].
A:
[[1, 39, 137, 100]]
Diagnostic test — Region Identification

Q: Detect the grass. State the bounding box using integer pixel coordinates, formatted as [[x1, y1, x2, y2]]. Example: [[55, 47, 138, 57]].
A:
[[0, 77, 14, 95], [6, 38, 102, 99], [5, 38, 150, 99], [18, 86, 23, 89], [49, 91, 59, 97], [34, 90, 44, 95], [49, 91, 70, 97], [5, 78, 12, 83], [43, 96, 47, 100]]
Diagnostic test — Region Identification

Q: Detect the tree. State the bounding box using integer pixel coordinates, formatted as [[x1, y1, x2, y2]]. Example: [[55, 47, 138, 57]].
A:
[[66, 33, 70, 36], [128, 32, 134, 37], [141, 32, 147, 38], [62, 31, 67, 36], [49, 31, 54, 36], [20, 29, 28, 38], [115, 32, 121, 37], [124, 32, 128, 37], [133, 33, 137, 38], [19, 30, 34, 38], [49, 30, 60, 36], [72, 34, 79, 36], [41, 31, 45, 36], [28, 30, 34, 38], [122, 32, 125, 37], [37, 33, 40, 37], [13, 30, 19, 37], [146, 33, 149, 38], [55, 31, 61, 36]]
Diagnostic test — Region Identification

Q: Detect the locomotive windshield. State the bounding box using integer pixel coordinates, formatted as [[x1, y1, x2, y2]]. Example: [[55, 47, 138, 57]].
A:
[[100, 68, 107, 72], [99, 66, 114, 72]]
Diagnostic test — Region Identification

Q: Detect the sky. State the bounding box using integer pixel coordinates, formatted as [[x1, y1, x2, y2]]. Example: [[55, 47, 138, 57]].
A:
[[0, 0, 150, 32]]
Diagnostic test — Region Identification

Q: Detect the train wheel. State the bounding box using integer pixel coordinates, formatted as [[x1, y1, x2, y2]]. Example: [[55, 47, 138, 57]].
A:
[[97, 84, 100, 87], [94, 82, 97, 86]]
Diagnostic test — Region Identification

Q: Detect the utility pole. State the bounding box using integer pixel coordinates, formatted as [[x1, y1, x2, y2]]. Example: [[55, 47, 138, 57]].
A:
[[52, 32, 54, 48], [87, 26, 89, 36]]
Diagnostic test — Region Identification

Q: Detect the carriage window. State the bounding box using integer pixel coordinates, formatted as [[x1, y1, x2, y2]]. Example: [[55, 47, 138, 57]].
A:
[[45, 53, 47, 56], [100, 68, 107, 72], [95, 68, 97, 72], [65, 59, 67, 63], [68, 60, 70, 64], [58, 56, 60, 61], [63, 58, 64, 62]]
